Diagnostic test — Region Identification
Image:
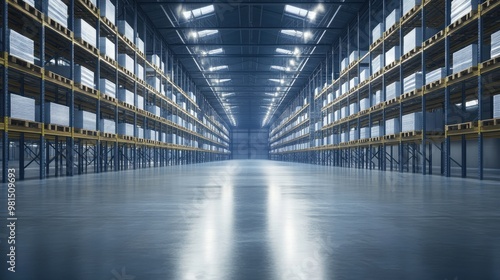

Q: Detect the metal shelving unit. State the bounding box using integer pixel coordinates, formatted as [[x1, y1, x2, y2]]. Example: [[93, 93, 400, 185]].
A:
[[0, 0, 231, 181], [270, 0, 500, 180]]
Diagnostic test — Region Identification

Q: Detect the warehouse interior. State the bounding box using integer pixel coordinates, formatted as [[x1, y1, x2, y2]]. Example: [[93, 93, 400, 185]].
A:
[[1, 0, 500, 278]]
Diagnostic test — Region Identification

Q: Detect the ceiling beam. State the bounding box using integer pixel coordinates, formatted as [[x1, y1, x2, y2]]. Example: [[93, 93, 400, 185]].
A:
[[139, 1, 364, 5], [157, 27, 344, 31], [168, 43, 331, 46], [172, 54, 329, 58]]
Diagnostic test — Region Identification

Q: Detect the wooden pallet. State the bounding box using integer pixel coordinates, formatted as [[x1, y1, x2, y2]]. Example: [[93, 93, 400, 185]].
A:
[[371, 103, 384, 111], [372, 69, 384, 78], [384, 97, 398, 106], [480, 118, 500, 128], [400, 88, 422, 100], [8, 55, 43, 75], [358, 138, 371, 143], [75, 38, 99, 56], [401, 131, 423, 138], [370, 37, 384, 51], [44, 16, 73, 38], [482, 0, 500, 14], [45, 70, 72, 85], [401, 4, 420, 22], [118, 66, 134, 78], [480, 56, 500, 70], [384, 23, 399, 38], [448, 10, 477, 32], [137, 138, 146, 143], [100, 54, 117, 66], [9, 0, 44, 19], [118, 135, 134, 141], [78, 0, 98, 13], [401, 46, 421, 61], [446, 122, 475, 131], [100, 132, 116, 138], [383, 134, 398, 140], [75, 83, 98, 96], [101, 93, 117, 103], [45, 123, 71, 133], [119, 34, 134, 48], [384, 60, 399, 71], [118, 101, 135, 110], [423, 30, 444, 48], [74, 128, 98, 137], [9, 118, 42, 129], [100, 16, 117, 32], [446, 67, 477, 83], [424, 79, 444, 91]]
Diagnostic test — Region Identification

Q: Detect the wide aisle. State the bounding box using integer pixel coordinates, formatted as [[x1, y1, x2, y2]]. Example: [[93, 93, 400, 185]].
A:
[[1, 160, 500, 279]]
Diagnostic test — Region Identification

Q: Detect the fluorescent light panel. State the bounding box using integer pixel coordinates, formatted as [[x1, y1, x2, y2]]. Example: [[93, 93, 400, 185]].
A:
[[275, 48, 294, 55], [281, 29, 304, 38], [196, 29, 218, 38], [183, 5, 215, 20]]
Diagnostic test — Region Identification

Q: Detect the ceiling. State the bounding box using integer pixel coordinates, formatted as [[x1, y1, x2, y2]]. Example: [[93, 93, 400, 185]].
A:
[[137, 0, 367, 129]]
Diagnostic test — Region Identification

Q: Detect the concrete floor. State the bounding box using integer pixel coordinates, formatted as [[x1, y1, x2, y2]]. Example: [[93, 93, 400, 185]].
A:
[[1, 160, 500, 279]]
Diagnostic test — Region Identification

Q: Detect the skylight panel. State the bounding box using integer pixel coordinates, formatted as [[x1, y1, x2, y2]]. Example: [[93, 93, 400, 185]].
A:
[[207, 48, 224, 55], [270, 65, 290, 71], [196, 30, 219, 38], [183, 5, 215, 20], [276, 48, 294, 55], [281, 29, 304, 38], [284, 5, 317, 21], [209, 65, 228, 71]]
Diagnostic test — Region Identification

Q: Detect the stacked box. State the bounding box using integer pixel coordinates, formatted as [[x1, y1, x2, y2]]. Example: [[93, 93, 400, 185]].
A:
[[147, 54, 161, 69], [100, 119, 115, 133], [402, 112, 423, 132], [118, 89, 134, 106], [99, 0, 115, 25], [403, 28, 422, 55], [385, 45, 400, 66], [403, 72, 423, 93], [334, 110, 340, 121], [349, 102, 358, 116], [372, 23, 383, 43], [372, 54, 384, 73], [349, 77, 359, 89], [491, 30, 500, 58], [0, 29, 35, 63], [136, 37, 144, 54], [335, 89, 340, 98], [99, 37, 115, 60], [494, 95, 500, 118], [75, 19, 96, 47], [426, 67, 446, 84], [10, 93, 35, 121], [146, 105, 161, 116], [160, 132, 166, 143], [75, 110, 96, 130], [137, 64, 144, 80], [147, 77, 161, 92], [341, 57, 349, 72], [341, 82, 349, 94], [453, 44, 477, 73], [99, 79, 116, 97], [385, 9, 400, 31], [117, 20, 134, 42], [341, 132, 348, 143], [386, 81, 401, 100], [403, 0, 421, 15], [327, 93, 334, 103], [118, 54, 135, 74], [118, 123, 134, 137], [137, 127, 144, 139], [145, 129, 158, 141], [360, 98, 370, 111], [47, 0, 68, 28], [385, 118, 400, 135], [373, 90, 383, 106], [360, 127, 370, 139], [371, 125, 380, 137], [451, 0, 478, 23], [341, 107, 347, 119], [349, 128, 358, 141], [41, 102, 69, 126], [349, 50, 368, 63], [137, 95, 144, 110], [360, 67, 370, 83], [45, 65, 94, 88]]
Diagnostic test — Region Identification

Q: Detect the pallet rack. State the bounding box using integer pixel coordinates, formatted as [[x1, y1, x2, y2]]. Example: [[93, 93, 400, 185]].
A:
[[270, 0, 500, 180], [0, 0, 231, 181]]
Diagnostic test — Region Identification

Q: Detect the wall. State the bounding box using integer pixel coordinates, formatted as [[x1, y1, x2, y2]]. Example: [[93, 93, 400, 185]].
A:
[[231, 129, 269, 159]]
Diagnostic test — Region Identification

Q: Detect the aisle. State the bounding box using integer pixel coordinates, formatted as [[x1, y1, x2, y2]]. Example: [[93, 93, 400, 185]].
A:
[[1, 160, 499, 279]]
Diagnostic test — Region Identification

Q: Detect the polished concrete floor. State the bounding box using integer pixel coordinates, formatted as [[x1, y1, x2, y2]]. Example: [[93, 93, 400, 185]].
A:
[[1, 160, 500, 279]]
